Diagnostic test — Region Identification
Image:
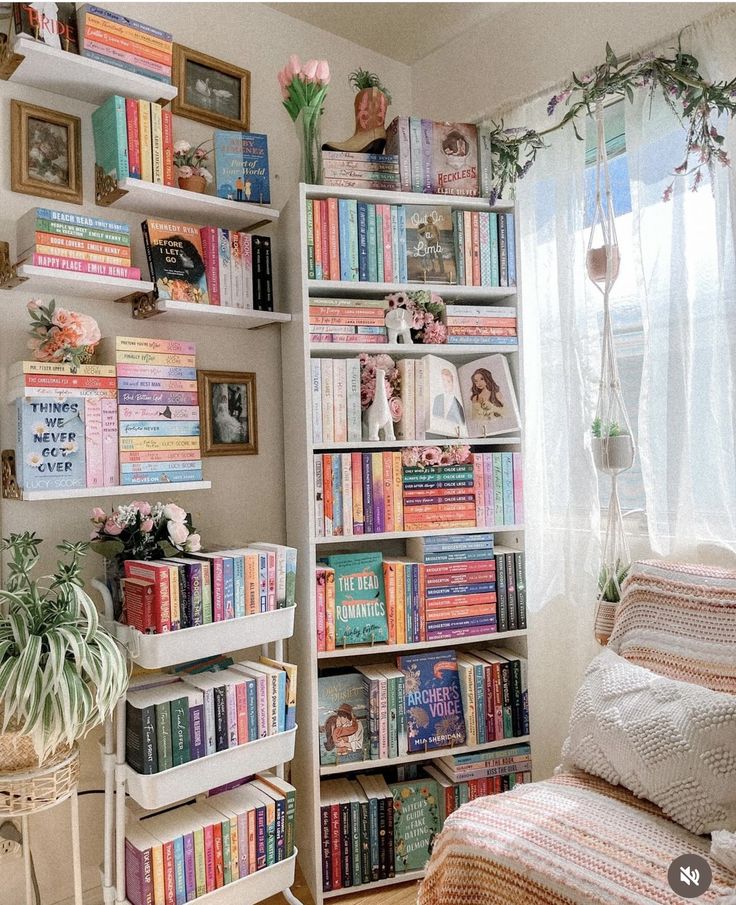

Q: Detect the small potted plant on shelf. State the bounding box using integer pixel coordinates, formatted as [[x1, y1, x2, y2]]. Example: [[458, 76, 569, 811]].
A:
[[591, 417, 634, 473], [323, 68, 392, 154], [173, 140, 214, 193], [594, 559, 630, 644], [89, 501, 201, 620], [0, 533, 128, 771], [27, 299, 101, 372]]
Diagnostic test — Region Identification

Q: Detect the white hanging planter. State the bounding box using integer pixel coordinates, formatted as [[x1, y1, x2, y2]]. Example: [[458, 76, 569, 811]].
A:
[[586, 245, 621, 283], [592, 434, 634, 474]]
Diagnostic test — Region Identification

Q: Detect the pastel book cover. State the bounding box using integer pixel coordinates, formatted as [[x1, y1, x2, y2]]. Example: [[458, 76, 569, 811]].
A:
[[142, 219, 209, 304], [404, 205, 456, 284], [322, 552, 388, 646], [429, 122, 480, 196], [389, 779, 441, 873], [214, 131, 270, 204], [16, 397, 86, 491], [397, 650, 466, 752], [91, 95, 129, 182], [318, 671, 369, 766]]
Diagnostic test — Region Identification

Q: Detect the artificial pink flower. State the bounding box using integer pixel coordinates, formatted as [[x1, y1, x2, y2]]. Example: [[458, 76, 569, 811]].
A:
[[287, 54, 301, 78], [184, 533, 201, 553], [402, 447, 420, 467], [411, 309, 426, 329], [315, 60, 330, 84], [27, 299, 41, 311], [423, 322, 448, 344], [453, 444, 472, 464], [168, 521, 189, 547], [277, 67, 289, 88], [389, 396, 402, 422], [132, 500, 152, 516], [90, 506, 106, 523], [164, 503, 187, 523], [75, 313, 100, 347], [140, 518, 154, 533], [439, 452, 453, 466], [420, 446, 442, 466], [301, 59, 319, 82], [104, 518, 123, 536]]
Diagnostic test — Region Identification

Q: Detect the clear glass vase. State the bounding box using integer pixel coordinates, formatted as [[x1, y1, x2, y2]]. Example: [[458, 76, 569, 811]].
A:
[[296, 103, 323, 186]]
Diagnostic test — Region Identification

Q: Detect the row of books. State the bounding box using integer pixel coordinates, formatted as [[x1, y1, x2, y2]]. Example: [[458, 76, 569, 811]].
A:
[[313, 450, 523, 537], [318, 648, 528, 766], [320, 749, 531, 890], [125, 771, 295, 905], [385, 117, 493, 197], [452, 210, 516, 287], [314, 540, 526, 651], [322, 150, 400, 191], [12, 4, 172, 84], [142, 219, 274, 310], [446, 304, 517, 344], [93, 94, 174, 186], [122, 542, 296, 634], [309, 296, 388, 344], [125, 658, 297, 775], [114, 338, 203, 485], [16, 207, 140, 280]]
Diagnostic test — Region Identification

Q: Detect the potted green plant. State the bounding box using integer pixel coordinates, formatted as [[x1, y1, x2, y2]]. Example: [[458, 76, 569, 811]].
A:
[[591, 417, 634, 473], [323, 68, 391, 154], [0, 533, 128, 769]]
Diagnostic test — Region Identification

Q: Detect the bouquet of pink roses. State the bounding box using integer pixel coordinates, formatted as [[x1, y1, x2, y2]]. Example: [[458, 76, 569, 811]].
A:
[[27, 298, 101, 371], [89, 501, 201, 561], [401, 444, 473, 468]]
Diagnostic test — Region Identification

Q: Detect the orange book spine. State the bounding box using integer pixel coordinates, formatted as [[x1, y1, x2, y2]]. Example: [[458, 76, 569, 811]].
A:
[[161, 109, 175, 187], [403, 486, 474, 498], [383, 561, 397, 645], [404, 518, 477, 529], [313, 197, 323, 279], [31, 232, 130, 258], [383, 451, 394, 532], [403, 503, 477, 516], [328, 197, 340, 280], [83, 24, 173, 64], [322, 454, 334, 536]]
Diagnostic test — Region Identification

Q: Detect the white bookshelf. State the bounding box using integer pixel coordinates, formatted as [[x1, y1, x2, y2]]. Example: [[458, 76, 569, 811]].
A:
[[5, 479, 211, 502], [280, 184, 528, 904], [2, 265, 155, 300], [154, 299, 291, 328]]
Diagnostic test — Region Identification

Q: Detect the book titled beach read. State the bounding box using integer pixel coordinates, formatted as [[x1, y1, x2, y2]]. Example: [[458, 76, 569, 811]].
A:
[[322, 552, 388, 646], [214, 131, 270, 204], [397, 650, 466, 753]]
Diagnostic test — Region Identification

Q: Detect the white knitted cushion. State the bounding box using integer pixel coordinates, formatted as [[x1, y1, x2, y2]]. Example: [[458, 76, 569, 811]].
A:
[[562, 647, 736, 835]]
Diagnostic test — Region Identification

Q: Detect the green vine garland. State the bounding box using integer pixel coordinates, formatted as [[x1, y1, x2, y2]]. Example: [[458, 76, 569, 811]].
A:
[[489, 41, 736, 203]]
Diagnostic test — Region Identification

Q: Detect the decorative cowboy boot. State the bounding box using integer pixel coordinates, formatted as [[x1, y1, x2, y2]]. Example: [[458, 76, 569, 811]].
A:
[[323, 87, 388, 154]]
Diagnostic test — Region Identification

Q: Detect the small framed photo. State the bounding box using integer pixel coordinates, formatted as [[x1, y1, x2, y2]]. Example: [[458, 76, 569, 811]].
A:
[[172, 44, 250, 131], [11, 100, 83, 205], [199, 370, 258, 456]]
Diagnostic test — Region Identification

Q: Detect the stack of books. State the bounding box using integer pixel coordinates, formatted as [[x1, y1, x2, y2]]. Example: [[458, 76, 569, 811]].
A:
[[385, 117, 493, 197], [309, 298, 388, 345], [452, 210, 516, 287], [402, 461, 476, 531], [407, 534, 497, 640], [114, 336, 202, 485], [122, 542, 296, 633], [16, 207, 140, 280], [142, 219, 274, 310], [445, 304, 517, 345], [125, 658, 297, 774], [77, 4, 173, 83], [14, 363, 119, 493], [93, 94, 174, 185], [321, 151, 400, 190], [425, 743, 532, 820], [125, 771, 295, 905]]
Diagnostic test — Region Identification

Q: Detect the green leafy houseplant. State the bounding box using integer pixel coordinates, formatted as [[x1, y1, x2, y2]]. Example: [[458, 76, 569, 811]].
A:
[[348, 68, 392, 104], [0, 533, 128, 764], [591, 417, 624, 438], [598, 561, 631, 603]]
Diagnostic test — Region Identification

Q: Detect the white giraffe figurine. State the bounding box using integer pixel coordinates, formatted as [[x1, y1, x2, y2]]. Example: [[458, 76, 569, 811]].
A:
[[384, 307, 414, 344], [364, 368, 395, 441]]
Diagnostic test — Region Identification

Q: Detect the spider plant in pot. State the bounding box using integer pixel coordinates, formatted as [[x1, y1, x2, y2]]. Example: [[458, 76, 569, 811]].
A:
[[591, 417, 634, 474], [0, 533, 128, 770]]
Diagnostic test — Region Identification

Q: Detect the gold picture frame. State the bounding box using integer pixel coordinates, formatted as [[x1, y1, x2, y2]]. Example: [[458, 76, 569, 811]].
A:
[[172, 44, 250, 131], [11, 100, 83, 205], [198, 370, 258, 457]]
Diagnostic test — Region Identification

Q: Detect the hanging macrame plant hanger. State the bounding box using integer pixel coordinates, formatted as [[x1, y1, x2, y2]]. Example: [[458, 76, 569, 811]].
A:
[[587, 102, 636, 644]]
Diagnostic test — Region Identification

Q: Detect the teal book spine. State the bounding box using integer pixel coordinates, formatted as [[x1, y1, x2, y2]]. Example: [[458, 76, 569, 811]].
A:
[[366, 205, 378, 282], [91, 94, 129, 181], [173, 836, 186, 905], [155, 701, 173, 771], [493, 454, 505, 526], [245, 677, 257, 741], [118, 420, 201, 437], [284, 547, 297, 609], [489, 213, 500, 287], [474, 663, 486, 744], [306, 200, 315, 279], [375, 209, 385, 282], [276, 669, 286, 734], [502, 452, 514, 525], [170, 696, 190, 767], [338, 199, 351, 281], [222, 557, 235, 619], [221, 820, 232, 885], [347, 199, 359, 282], [479, 213, 492, 286], [233, 555, 245, 618]]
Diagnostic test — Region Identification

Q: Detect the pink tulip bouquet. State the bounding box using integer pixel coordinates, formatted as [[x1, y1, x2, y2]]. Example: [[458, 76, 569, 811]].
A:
[[27, 298, 101, 371], [89, 501, 201, 562], [401, 444, 473, 468], [277, 55, 331, 184]]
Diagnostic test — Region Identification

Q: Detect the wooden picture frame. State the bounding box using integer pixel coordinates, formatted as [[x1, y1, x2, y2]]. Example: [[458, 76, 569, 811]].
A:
[[11, 100, 82, 205], [198, 370, 258, 457], [172, 44, 250, 131]]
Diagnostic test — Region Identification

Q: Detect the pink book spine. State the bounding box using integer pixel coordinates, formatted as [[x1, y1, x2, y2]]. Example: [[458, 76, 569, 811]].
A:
[[30, 254, 141, 279], [473, 454, 486, 528], [204, 824, 216, 893], [101, 399, 119, 486], [256, 675, 268, 737], [212, 559, 224, 621], [267, 552, 276, 611], [225, 684, 238, 747], [235, 682, 248, 742], [84, 397, 104, 488], [380, 205, 394, 282], [116, 365, 194, 379], [316, 569, 326, 651], [82, 38, 171, 76], [200, 227, 220, 305], [125, 98, 141, 179], [512, 452, 524, 524], [483, 453, 494, 528], [239, 233, 253, 309]]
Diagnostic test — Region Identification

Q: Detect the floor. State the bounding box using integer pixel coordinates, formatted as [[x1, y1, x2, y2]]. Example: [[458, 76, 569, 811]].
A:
[[264, 864, 420, 905]]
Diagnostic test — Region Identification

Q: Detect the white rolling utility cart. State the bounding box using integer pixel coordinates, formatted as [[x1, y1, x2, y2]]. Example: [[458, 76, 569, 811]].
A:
[[94, 580, 303, 905]]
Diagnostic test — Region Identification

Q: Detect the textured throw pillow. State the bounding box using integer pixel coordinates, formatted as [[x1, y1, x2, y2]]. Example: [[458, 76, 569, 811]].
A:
[[561, 647, 736, 835]]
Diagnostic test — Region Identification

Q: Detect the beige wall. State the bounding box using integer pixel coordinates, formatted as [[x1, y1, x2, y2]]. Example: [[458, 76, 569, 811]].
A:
[[0, 5, 409, 903]]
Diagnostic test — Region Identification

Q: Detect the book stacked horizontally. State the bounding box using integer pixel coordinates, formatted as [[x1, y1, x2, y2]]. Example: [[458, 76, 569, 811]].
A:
[[93, 94, 174, 185], [121, 543, 296, 634], [125, 771, 295, 905], [13, 362, 119, 493], [445, 304, 518, 345], [308, 298, 388, 345], [407, 534, 496, 640], [125, 658, 297, 775], [321, 151, 400, 191], [452, 210, 516, 287], [17, 207, 140, 280], [402, 461, 476, 531], [77, 4, 173, 83], [114, 336, 202, 485]]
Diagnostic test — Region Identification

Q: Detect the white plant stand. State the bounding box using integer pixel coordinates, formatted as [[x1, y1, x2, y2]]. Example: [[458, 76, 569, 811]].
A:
[[93, 579, 304, 905]]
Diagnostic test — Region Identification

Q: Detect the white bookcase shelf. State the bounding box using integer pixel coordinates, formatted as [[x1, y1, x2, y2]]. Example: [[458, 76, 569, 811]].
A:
[[3, 35, 178, 106], [126, 728, 297, 810], [7, 480, 210, 502], [3, 265, 155, 300], [279, 184, 527, 904], [155, 299, 291, 329]]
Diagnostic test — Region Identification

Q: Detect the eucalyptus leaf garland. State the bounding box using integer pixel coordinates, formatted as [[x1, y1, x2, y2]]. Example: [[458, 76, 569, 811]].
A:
[[489, 40, 736, 203]]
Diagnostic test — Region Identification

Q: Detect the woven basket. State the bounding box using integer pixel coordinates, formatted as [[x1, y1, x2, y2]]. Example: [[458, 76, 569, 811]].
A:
[[0, 745, 79, 816], [0, 713, 39, 773]]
